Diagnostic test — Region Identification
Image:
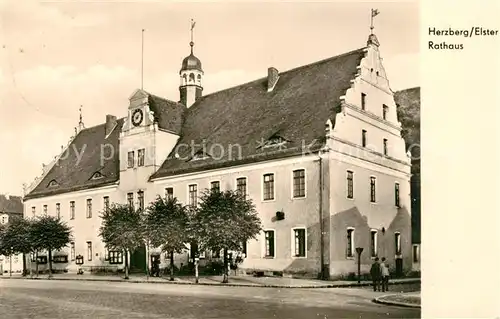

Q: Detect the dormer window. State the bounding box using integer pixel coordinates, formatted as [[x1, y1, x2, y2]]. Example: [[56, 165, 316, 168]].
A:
[[47, 180, 59, 188], [260, 134, 288, 149], [91, 172, 104, 180], [189, 150, 211, 162]]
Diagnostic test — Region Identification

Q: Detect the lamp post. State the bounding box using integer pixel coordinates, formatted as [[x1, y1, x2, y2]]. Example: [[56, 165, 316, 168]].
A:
[[355, 247, 364, 284]]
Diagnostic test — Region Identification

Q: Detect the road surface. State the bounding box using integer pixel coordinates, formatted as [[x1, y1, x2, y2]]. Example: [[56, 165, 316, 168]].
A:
[[0, 279, 420, 318]]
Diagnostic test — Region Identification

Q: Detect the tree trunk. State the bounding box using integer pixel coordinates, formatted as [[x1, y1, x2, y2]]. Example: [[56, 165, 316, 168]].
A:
[[48, 249, 53, 278], [194, 260, 199, 284], [22, 253, 27, 276], [35, 250, 39, 277], [222, 248, 228, 283], [124, 250, 129, 279], [169, 251, 175, 281], [29, 253, 33, 278]]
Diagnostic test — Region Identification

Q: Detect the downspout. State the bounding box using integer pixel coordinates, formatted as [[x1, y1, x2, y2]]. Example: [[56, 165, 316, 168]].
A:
[[317, 150, 325, 280]]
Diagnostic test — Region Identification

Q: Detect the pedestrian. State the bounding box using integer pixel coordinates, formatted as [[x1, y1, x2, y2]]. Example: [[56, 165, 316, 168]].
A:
[[370, 257, 381, 292], [380, 257, 390, 292]]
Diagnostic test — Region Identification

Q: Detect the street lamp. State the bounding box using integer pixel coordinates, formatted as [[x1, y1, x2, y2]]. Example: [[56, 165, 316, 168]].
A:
[[355, 247, 364, 284]]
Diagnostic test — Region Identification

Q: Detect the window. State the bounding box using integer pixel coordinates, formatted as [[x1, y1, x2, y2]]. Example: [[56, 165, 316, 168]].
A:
[[264, 230, 275, 257], [188, 184, 197, 207], [263, 173, 274, 201], [32, 206, 35, 217], [395, 183, 400, 207], [362, 130, 367, 147], [210, 181, 220, 192], [56, 203, 61, 219], [236, 177, 247, 197], [293, 228, 306, 257], [104, 247, 109, 261], [86, 199, 92, 218], [293, 169, 306, 198], [103, 196, 110, 212], [383, 139, 388, 156], [138, 148, 145, 167], [370, 177, 376, 202], [127, 193, 134, 209], [91, 172, 103, 180], [361, 93, 366, 110], [43, 205, 48, 215], [0, 216, 7, 224], [413, 245, 419, 263], [242, 241, 247, 256], [395, 232, 402, 255], [212, 249, 221, 259], [165, 187, 174, 200], [370, 230, 378, 257], [53, 255, 68, 263], [137, 191, 144, 211], [87, 242, 92, 261], [347, 171, 354, 199], [109, 251, 123, 264], [382, 104, 388, 120], [70, 201, 75, 220], [70, 242, 75, 261], [346, 228, 354, 258], [127, 151, 135, 168]]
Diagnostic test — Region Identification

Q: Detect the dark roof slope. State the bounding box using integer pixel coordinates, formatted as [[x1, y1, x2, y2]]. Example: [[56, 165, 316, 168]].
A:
[[152, 48, 366, 178], [394, 87, 420, 244], [147, 93, 186, 134], [0, 195, 23, 214], [24, 119, 125, 200]]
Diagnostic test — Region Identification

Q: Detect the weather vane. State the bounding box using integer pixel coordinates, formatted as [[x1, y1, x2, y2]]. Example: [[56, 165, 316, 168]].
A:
[[370, 9, 380, 34]]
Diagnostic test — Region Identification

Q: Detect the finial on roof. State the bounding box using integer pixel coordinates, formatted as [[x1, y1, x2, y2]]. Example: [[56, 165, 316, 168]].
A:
[[78, 105, 85, 130], [190, 19, 196, 54], [370, 8, 380, 35]]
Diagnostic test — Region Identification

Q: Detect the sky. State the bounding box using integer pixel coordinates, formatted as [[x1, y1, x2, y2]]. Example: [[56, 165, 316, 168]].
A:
[[0, 0, 419, 196]]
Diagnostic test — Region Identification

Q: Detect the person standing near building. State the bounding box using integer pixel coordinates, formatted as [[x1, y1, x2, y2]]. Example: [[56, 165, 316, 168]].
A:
[[370, 257, 381, 291], [380, 257, 390, 292]]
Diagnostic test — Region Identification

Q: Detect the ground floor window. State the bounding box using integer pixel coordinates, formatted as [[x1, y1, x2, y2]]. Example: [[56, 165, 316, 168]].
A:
[[413, 245, 419, 263], [370, 230, 378, 257], [346, 228, 355, 258], [264, 230, 275, 257], [293, 228, 306, 257], [87, 242, 92, 261], [109, 251, 123, 264]]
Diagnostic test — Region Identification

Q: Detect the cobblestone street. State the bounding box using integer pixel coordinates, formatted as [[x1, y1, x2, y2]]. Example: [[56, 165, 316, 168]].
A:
[[0, 279, 420, 318]]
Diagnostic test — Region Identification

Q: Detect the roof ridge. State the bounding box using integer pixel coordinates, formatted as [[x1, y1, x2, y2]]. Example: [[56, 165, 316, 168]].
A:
[[193, 47, 366, 103], [145, 91, 184, 106]]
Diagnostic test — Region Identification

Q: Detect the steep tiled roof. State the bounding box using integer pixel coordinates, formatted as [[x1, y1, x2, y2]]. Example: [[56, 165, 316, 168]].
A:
[[147, 93, 186, 134], [0, 195, 23, 214], [24, 119, 125, 200], [151, 48, 366, 179]]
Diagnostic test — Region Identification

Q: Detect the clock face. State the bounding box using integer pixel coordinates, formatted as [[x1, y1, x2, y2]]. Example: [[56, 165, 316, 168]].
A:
[[132, 109, 143, 127]]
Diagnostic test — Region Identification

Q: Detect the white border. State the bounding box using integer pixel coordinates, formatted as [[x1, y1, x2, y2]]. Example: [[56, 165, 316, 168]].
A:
[[261, 172, 276, 202], [346, 227, 355, 259], [346, 170, 354, 200], [262, 229, 276, 259], [234, 176, 248, 197], [370, 175, 377, 203], [370, 229, 378, 258], [187, 183, 198, 207]]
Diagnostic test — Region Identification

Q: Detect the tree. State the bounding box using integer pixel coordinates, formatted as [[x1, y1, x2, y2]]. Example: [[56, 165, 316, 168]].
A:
[[30, 215, 72, 278], [0, 216, 33, 276], [99, 203, 144, 279], [144, 196, 189, 281], [192, 189, 262, 283]]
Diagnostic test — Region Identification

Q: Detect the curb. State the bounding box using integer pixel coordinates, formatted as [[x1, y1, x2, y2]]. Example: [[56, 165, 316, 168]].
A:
[[372, 295, 421, 309], [0, 276, 420, 289]]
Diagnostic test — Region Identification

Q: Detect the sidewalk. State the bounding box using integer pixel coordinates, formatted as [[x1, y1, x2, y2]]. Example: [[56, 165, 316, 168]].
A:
[[0, 272, 420, 289], [373, 292, 421, 308]]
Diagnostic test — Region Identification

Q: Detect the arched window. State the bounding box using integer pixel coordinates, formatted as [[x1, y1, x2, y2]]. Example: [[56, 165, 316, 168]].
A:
[[189, 73, 195, 82], [182, 74, 187, 85]]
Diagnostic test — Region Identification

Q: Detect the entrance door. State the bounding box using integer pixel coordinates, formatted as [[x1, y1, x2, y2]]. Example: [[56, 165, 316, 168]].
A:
[[130, 245, 147, 274]]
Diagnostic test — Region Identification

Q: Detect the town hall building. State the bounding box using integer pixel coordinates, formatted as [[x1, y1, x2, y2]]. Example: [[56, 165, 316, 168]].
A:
[[23, 27, 414, 279]]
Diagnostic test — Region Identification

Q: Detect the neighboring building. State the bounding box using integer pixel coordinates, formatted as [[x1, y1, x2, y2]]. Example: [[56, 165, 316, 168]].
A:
[[395, 87, 421, 271], [0, 194, 24, 274], [23, 30, 414, 279]]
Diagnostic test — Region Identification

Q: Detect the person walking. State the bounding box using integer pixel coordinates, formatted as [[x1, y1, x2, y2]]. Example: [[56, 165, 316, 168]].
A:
[[380, 257, 390, 292], [370, 257, 381, 292]]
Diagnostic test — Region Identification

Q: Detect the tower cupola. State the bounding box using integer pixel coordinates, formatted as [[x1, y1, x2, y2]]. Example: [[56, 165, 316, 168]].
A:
[[179, 20, 203, 108]]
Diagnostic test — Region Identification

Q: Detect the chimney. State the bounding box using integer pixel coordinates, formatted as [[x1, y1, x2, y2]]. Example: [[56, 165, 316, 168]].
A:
[[105, 115, 118, 137], [267, 67, 279, 92]]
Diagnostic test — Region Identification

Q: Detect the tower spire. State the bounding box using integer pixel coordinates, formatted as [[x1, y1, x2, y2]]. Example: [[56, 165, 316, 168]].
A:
[[190, 19, 196, 54]]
